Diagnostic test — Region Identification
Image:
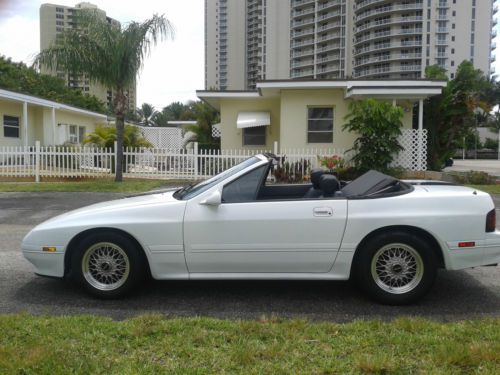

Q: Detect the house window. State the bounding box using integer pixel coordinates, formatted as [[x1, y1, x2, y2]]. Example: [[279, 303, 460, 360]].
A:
[[243, 126, 266, 146], [307, 107, 333, 143], [68, 125, 86, 144], [3, 115, 20, 138]]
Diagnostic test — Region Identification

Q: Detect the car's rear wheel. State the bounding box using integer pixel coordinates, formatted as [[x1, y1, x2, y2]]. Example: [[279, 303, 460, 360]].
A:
[[353, 232, 437, 305], [70, 231, 146, 298]]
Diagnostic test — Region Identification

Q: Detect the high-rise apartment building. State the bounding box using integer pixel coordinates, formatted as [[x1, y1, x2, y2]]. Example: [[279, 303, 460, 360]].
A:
[[40, 2, 137, 111], [205, 0, 497, 89]]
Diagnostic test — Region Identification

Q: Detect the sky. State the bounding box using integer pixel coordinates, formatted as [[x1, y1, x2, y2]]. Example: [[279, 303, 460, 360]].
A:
[[0, 0, 204, 109]]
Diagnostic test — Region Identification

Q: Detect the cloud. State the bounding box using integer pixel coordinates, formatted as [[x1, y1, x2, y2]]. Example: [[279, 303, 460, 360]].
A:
[[0, 0, 205, 108]]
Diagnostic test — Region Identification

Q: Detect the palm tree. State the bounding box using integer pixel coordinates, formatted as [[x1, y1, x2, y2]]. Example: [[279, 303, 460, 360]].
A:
[[136, 103, 158, 127], [36, 11, 173, 181]]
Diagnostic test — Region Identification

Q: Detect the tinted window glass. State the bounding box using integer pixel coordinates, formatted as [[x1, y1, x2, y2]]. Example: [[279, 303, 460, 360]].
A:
[[222, 165, 267, 203], [179, 157, 262, 200], [243, 126, 266, 146]]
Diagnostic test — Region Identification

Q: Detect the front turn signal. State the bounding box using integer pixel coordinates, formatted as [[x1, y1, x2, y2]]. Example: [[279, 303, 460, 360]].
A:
[[42, 247, 57, 252]]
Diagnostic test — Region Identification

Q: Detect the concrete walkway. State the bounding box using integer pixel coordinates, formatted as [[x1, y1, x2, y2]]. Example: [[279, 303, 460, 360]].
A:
[[444, 159, 500, 177]]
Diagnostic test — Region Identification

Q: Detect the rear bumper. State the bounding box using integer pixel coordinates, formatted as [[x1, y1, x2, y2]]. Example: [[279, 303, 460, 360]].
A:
[[446, 232, 500, 270]]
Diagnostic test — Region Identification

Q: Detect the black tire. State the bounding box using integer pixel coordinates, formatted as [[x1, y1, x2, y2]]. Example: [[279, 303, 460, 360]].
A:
[[70, 231, 146, 299], [352, 231, 438, 305]]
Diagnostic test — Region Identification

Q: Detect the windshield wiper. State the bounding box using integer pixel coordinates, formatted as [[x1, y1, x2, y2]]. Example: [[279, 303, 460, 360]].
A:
[[174, 183, 195, 199]]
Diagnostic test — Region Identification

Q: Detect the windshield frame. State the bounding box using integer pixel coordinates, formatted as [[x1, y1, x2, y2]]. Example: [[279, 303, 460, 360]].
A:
[[174, 155, 268, 200]]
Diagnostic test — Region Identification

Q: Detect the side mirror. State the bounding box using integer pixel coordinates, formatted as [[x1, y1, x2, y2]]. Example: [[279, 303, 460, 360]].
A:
[[199, 189, 222, 206]]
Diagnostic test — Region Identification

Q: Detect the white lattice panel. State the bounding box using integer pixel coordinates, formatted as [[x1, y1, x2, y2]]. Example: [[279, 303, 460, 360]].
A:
[[392, 129, 428, 171], [136, 126, 183, 149], [212, 123, 221, 138]]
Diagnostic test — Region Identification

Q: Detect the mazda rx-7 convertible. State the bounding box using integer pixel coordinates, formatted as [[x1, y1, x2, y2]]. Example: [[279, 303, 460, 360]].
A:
[[22, 154, 500, 304]]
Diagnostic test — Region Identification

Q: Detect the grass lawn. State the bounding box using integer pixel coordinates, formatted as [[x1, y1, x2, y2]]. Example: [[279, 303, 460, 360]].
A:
[[469, 185, 500, 195], [0, 179, 190, 193], [0, 315, 498, 374]]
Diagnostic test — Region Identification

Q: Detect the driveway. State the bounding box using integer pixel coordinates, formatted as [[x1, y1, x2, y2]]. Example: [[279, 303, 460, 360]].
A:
[[0, 192, 499, 321]]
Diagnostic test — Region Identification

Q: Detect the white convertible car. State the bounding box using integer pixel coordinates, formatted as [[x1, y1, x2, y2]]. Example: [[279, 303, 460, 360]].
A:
[[22, 154, 500, 304]]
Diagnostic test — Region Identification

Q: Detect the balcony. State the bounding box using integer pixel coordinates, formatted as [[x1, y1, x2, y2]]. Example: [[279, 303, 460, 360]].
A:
[[291, 39, 315, 48], [292, 0, 315, 8], [400, 28, 423, 35], [317, 22, 342, 32], [292, 7, 315, 18], [291, 68, 314, 78], [316, 54, 341, 64], [492, 42, 497, 50], [354, 52, 422, 67], [356, 0, 390, 12], [355, 16, 423, 33], [292, 28, 315, 38], [291, 58, 315, 68], [436, 27, 448, 33], [437, 1, 449, 8], [400, 64, 421, 71], [316, 43, 342, 53], [317, 33, 342, 42], [291, 49, 315, 58], [317, 11, 342, 21], [317, 64, 341, 74], [401, 40, 422, 47], [356, 3, 424, 22], [292, 17, 315, 28], [435, 38, 448, 46], [317, 0, 343, 11]]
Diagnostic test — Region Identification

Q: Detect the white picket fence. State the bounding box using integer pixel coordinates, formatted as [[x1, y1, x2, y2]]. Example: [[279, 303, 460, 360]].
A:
[[0, 141, 347, 181], [0, 130, 427, 181]]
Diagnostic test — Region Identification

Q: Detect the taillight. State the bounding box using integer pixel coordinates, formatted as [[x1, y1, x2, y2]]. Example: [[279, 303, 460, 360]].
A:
[[486, 209, 496, 232]]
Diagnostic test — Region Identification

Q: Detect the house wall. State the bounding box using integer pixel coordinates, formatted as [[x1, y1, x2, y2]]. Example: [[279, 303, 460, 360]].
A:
[[218, 91, 415, 151], [0, 100, 39, 147], [279, 89, 353, 151], [0, 98, 102, 147], [219, 97, 281, 150]]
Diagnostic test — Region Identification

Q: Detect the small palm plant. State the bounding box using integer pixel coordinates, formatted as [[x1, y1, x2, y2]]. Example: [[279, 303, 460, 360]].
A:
[[36, 11, 173, 181], [84, 125, 152, 149]]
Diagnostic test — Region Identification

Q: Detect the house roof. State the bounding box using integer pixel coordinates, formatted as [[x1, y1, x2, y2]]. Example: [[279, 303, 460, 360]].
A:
[[196, 79, 447, 110], [0, 88, 108, 119]]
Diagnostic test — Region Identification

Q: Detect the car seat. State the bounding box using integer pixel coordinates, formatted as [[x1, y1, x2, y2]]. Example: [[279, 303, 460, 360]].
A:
[[303, 168, 325, 198]]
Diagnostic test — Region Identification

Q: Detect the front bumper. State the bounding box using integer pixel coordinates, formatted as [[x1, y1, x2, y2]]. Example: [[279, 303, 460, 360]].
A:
[[22, 244, 65, 278]]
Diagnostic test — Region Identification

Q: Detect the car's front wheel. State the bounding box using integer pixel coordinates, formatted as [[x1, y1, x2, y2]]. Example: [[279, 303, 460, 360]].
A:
[[70, 231, 146, 298], [353, 232, 438, 305]]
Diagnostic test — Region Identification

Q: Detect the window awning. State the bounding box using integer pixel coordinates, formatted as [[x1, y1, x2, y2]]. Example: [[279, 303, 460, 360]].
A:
[[237, 112, 271, 128]]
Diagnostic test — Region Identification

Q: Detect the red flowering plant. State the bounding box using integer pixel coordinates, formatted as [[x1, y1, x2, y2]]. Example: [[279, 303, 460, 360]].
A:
[[318, 155, 345, 171]]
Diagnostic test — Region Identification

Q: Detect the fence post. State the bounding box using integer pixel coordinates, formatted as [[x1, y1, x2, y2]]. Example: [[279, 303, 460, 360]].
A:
[[114, 141, 118, 174], [193, 142, 199, 179], [273, 141, 279, 155], [35, 140, 40, 183]]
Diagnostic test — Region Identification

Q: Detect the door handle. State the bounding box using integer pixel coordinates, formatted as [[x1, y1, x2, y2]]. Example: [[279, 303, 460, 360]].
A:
[[313, 207, 333, 217]]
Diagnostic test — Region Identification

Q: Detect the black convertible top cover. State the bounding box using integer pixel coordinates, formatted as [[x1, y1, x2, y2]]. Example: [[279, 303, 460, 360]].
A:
[[341, 170, 400, 198]]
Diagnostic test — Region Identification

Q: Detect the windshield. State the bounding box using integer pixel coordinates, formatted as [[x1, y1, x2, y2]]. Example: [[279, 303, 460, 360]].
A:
[[174, 156, 264, 200]]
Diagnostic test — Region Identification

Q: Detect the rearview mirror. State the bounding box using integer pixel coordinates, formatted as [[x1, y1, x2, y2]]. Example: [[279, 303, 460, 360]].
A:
[[199, 189, 222, 206]]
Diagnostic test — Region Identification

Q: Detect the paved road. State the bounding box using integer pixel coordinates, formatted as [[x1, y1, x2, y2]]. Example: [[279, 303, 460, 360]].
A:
[[0, 192, 499, 321]]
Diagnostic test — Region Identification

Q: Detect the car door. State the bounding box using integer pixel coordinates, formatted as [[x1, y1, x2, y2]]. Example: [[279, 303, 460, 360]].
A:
[[183, 164, 348, 274]]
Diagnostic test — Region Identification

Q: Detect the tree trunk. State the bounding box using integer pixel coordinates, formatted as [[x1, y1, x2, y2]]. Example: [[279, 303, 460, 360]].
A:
[[113, 88, 127, 182]]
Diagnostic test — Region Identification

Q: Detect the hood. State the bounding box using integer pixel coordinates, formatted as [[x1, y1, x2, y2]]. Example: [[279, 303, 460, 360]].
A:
[[38, 190, 183, 227]]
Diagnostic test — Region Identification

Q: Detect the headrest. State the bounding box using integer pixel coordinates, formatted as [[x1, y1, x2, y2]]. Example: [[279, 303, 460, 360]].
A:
[[319, 174, 340, 197], [310, 168, 325, 189]]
